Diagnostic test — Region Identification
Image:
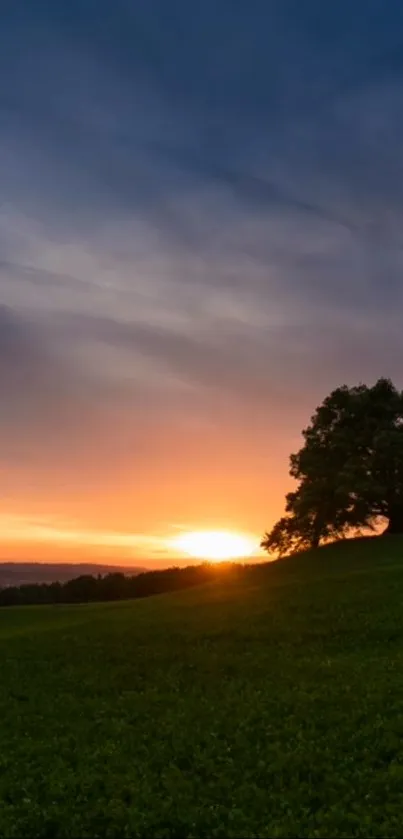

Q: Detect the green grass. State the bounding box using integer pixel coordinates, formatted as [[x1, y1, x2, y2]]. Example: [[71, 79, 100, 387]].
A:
[[2, 537, 403, 837]]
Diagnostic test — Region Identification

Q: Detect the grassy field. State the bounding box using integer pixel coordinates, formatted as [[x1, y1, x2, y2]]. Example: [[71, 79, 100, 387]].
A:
[[2, 537, 403, 837]]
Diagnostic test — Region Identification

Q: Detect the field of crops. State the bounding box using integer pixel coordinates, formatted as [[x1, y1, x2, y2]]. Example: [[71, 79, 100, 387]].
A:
[[2, 537, 403, 837]]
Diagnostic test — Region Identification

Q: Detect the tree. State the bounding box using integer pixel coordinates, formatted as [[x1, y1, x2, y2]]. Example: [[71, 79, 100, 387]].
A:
[[261, 378, 403, 557], [0, 563, 228, 608]]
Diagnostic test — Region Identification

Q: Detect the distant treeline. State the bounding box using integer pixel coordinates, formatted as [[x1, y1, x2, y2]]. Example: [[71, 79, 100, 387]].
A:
[[0, 563, 242, 607]]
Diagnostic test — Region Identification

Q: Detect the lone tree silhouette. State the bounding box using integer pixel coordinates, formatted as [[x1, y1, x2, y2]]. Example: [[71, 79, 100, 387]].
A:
[[262, 378, 403, 557]]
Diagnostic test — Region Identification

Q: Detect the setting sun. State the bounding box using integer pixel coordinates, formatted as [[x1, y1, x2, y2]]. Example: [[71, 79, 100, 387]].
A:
[[172, 530, 257, 561]]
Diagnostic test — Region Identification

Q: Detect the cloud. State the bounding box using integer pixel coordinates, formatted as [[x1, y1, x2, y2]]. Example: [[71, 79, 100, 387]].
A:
[[1, 0, 403, 548], [0, 304, 65, 411], [0, 513, 167, 553]]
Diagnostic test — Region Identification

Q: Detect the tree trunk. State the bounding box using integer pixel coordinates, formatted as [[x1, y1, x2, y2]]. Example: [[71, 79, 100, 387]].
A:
[[310, 533, 320, 550], [384, 504, 403, 535]]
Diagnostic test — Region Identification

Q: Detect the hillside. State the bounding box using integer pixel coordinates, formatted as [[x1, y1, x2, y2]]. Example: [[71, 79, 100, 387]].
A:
[[1, 536, 403, 837], [0, 562, 146, 587]]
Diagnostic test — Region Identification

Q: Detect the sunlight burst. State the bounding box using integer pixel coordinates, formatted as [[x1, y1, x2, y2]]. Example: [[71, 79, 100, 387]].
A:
[[172, 530, 256, 561]]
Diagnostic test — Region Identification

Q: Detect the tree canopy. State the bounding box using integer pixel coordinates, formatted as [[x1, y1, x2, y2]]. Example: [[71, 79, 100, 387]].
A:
[[262, 378, 403, 557]]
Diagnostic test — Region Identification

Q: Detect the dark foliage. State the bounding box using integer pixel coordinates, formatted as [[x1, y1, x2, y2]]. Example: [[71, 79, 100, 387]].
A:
[[262, 378, 403, 557], [0, 563, 236, 608]]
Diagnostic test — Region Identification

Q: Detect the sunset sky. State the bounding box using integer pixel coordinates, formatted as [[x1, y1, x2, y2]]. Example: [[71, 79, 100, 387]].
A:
[[2, 1, 403, 565]]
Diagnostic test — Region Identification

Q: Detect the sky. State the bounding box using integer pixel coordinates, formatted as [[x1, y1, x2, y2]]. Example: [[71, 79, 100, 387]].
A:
[[1, 0, 403, 565]]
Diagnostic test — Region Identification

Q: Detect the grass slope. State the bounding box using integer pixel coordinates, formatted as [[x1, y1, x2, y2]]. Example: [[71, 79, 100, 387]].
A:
[[2, 537, 403, 837]]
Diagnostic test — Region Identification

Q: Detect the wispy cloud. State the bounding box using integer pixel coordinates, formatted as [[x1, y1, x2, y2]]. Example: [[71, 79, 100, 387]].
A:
[[1, 1, 403, 559], [0, 514, 169, 556]]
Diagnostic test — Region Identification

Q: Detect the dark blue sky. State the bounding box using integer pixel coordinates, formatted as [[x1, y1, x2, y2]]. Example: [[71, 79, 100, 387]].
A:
[[1, 0, 403, 559]]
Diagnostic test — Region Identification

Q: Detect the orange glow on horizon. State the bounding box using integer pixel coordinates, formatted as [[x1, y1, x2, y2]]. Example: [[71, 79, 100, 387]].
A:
[[0, 515, 261, 566], [171, 530, 257, 561], [0, 403, 293, 567]]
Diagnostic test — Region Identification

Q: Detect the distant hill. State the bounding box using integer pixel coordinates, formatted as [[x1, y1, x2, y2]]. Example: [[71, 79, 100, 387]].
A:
[[0, 562, 146, 587]]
